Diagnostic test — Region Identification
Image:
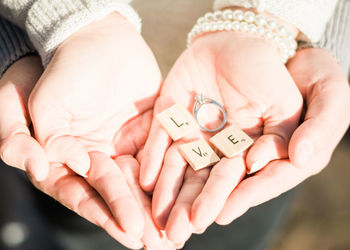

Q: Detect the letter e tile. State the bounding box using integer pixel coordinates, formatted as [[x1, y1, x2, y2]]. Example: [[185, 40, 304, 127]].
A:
[[209, 125, 254, 158], [179, 139, 220, 171], [156, 104, 198, 141]]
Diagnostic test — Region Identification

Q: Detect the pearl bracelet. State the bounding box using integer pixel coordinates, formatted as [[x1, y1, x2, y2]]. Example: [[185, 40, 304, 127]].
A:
[[187, 9, 298, 64]]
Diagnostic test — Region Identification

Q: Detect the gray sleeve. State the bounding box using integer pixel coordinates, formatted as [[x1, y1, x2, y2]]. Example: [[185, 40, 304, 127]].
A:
[[0, 16, 35, 78], [0, 0, 141, 66], [316, 0, 350, 74]]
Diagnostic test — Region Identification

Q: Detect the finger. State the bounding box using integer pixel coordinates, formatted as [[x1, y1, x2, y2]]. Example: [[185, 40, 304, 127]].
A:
[[152, 142, 188, 229], [0, 131, 49, 181], [87, 152, 144, 240], [246, 91, 302, 174], [216, 160, 306, 225], [114, 110, 153, 156], [44, 135, 91, 177], [0, 56, 49, 181], [191, 157, 246, 231], [289, 78, 350, 170], [140, 107, 172, 192], [116, 155, 164, 249], [31, 165, 143, 249], [165, 167, 210, 247]]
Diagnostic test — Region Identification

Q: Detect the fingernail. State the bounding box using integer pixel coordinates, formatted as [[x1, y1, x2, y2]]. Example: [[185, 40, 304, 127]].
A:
[[248, 159, 270, 174], [24, 159, 46, 181], [175, 241, 185, 249], [194, 227, 207, 234], [126, 235, 143, 248]]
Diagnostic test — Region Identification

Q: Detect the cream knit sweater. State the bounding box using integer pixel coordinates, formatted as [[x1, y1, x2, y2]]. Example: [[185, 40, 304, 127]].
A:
[[0, 0, 338, 66], [213, 0, 338, 42]]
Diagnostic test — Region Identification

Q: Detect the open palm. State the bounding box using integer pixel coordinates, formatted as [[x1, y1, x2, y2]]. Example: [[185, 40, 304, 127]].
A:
[[0, 13, 167, 249], [140, 31, 303, 246]]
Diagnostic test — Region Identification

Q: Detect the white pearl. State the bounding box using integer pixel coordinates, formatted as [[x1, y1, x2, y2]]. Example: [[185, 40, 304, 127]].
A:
[[202, 22, 211, 32], [282, 54, 289, 63], [223, 9, 234, 20], [272, 35, 280, 43], [210, 21, 218, 31], [197, 17, 205, 25], [233, 10, 244, 21], [279, 39, 288, 48], [244, 11, 255, 23], [289, 49, 296, 57], [224, 21, 233, 31], [256, 26, 265, 35], [194, 25, 202, 34], [232, 21, 240, 31], [255, 14, 266, 26], [243, 2, 251, 8], [248, 23, 257, 33], [217, 21, 225, 31], [205, 12, 214, 21], [214, 11, 223, 20], [240, 21, 249, 32], [282, 47, 289, 55], [286, 33, 294, 40], [267, 19, 277, 29], [290, 40, 297, 49], [264, 30, 273, 39], [277, 25, 287, 35]]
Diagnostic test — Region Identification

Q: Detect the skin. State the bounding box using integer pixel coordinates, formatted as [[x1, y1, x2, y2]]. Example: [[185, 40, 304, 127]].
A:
[[140, 30, 303, 247], [216, 48, 350, 225], [0, 13, 176, 249], [0, 10, 349, 250]]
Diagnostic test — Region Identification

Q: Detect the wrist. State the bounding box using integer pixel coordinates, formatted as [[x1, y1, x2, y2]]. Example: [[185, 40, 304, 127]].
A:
[[187, 9, 298, 63]]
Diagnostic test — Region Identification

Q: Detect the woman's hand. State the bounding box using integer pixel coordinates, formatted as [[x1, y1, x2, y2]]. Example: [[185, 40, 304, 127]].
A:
[[140, 30, 303, 246]]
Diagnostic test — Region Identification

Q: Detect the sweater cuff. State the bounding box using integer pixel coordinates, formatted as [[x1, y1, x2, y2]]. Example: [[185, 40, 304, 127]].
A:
[[0, 18, 36, 78], [213, 0, 338, 43], [25, 0, 141, 66], [315, 0, 350, 75]]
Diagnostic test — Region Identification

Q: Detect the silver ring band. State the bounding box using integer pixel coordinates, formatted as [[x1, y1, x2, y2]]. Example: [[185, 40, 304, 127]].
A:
[[193, 94, 227, 132]]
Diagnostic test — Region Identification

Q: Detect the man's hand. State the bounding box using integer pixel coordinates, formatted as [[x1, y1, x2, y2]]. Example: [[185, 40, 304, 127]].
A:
[[0, 12, 167, 249], [215, 48, 350, 227], [0, 56, 49, 181], [140, 31, 303, 246]]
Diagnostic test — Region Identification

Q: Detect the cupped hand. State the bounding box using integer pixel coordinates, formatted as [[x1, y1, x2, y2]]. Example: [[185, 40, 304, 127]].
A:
[[140, 30, 303, 246], [215, 48, 350, 228], [0, 56, 150, 248], [1, 13, 166, 249]]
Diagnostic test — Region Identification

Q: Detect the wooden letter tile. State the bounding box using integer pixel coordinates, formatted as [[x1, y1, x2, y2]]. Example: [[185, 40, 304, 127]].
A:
[[179, 139, 220, 171], [209, 125, 254, 158], [156, 104, 198, 141]]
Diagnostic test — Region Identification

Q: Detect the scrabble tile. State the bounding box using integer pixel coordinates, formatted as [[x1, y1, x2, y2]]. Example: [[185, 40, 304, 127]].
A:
[[156, 104, 198, 141], [209, 125, 254, 158], [179, 139, 220, 171]]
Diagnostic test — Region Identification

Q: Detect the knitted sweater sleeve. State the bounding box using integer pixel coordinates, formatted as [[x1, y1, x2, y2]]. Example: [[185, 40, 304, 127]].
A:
[[0, 15, 35, 78], [316, 0, 350, 74], [0, 0, 141, 66], [213, 0, 338, 43]]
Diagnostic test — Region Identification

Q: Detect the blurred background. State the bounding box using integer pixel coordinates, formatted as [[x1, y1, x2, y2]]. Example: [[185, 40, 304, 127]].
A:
[[269, 130, 350, 250], [0, 0, 349, 249]]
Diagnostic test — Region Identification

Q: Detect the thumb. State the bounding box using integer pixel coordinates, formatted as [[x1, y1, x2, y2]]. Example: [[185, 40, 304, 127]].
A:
[[43, 135, 91, 177], [289, 78, 350, 171]]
